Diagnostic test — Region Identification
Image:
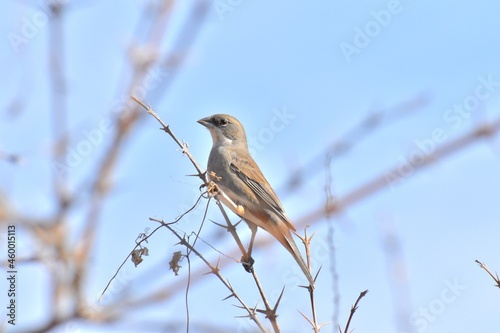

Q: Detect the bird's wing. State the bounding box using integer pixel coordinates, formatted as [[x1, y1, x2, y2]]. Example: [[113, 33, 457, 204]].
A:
[[230, 154, 296, 231]]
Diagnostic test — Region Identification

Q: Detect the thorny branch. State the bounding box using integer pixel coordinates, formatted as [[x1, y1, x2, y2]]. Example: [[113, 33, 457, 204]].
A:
[[339, 290, 369, 333], [296, 229, 329, 332], [475, 260, 500, 289], [296, 117, 500, 228], [279, 94, 430, 194], [152, 217, 268, 332], [131, 96, 206, 181], [99, 191, 206, 301]]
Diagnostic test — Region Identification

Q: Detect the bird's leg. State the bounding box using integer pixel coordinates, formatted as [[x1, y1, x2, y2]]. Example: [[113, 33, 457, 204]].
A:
[[247, 224, 257, 257], [241, 224, 257, 273]]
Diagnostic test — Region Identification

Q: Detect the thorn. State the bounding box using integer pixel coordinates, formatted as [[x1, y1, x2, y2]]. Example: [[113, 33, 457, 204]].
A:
[[314, 266, 323, 282], [234, 301, 259, 318], [255, 308, 267, 315], [318, 321, 332, 329], [210, 219, 228, 230], [202, 263, 219, 275], [235, 313, 255, 319], [298, 310, 314, 326], [272, 286, 286, 312], [299, 309, 331, 331], [211, 256, 222, 275]]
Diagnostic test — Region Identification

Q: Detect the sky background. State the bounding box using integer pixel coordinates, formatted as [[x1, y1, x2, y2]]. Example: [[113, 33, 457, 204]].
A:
[[1, 0, 500, 332]]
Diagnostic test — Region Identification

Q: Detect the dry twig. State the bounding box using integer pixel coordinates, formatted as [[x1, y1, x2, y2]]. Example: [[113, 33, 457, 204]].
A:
[[156, 218, 268, 332], [339, 290, 369, 333], [296, 229, 329, 332], [475, 260, 500, 289]]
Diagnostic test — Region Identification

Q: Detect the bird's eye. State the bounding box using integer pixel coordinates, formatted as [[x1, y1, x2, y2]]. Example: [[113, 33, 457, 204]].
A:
[[220, 118, 229, 127]]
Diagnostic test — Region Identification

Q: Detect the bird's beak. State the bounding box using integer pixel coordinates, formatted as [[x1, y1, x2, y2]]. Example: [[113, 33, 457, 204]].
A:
[[197, 117, 212, 128]]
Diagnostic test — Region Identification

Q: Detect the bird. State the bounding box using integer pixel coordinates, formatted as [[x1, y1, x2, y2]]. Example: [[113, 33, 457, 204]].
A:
[[198, 114, 315, 286]]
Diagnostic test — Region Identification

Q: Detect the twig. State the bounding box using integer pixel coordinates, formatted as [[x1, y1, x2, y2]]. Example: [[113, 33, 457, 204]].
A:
[[47, 2, 72, 327], [279, 94, 430, 194], [297, 117, 500, 227], [99, 191, 205, 301], [188, 195, 212, 255], [159, 219, 267, 332], [340, 290, 368, 333], [214, 200, 250, 262], [324, 147, 340, 327], [184, 249, 191, 333], [379, 215, 414, 333], [296, 230, 329, 332], [211, 185, 279, 330], [475, 260, 500, 289], [251, 270, 280, 332], [131, 96, 206, 181]]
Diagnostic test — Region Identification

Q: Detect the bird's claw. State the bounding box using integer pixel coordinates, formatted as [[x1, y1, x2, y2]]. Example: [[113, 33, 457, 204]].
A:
[[241, 255, 255, 273]]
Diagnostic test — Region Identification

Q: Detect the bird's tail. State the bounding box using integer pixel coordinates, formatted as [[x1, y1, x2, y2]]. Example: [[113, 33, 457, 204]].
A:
[[282, 232, 315, 287]]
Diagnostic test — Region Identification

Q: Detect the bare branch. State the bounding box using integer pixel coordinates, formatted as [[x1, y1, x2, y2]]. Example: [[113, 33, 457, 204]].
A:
[[160, 220, 268, 332], [297, 118, 500, 227], [131, 95, 207, 181], [340, 290, 369, 333], [475, 260, 500, 289], [280, 94, 430, 194], [99, 191, 205, 301]]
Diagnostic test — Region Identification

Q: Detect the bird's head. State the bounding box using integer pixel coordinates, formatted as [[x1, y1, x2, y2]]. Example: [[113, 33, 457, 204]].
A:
[[198, 114, 247, 146]]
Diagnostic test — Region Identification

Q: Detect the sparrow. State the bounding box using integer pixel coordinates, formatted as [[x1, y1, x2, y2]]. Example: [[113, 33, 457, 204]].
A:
[[198, 114, 315, 286]]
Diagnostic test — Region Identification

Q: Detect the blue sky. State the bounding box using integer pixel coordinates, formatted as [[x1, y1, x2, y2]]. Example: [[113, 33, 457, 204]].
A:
[[1, 1, 500, 332]]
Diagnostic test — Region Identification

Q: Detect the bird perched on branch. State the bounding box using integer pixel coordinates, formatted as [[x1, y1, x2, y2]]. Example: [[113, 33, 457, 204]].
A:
[[198, 114, 315, 287]]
